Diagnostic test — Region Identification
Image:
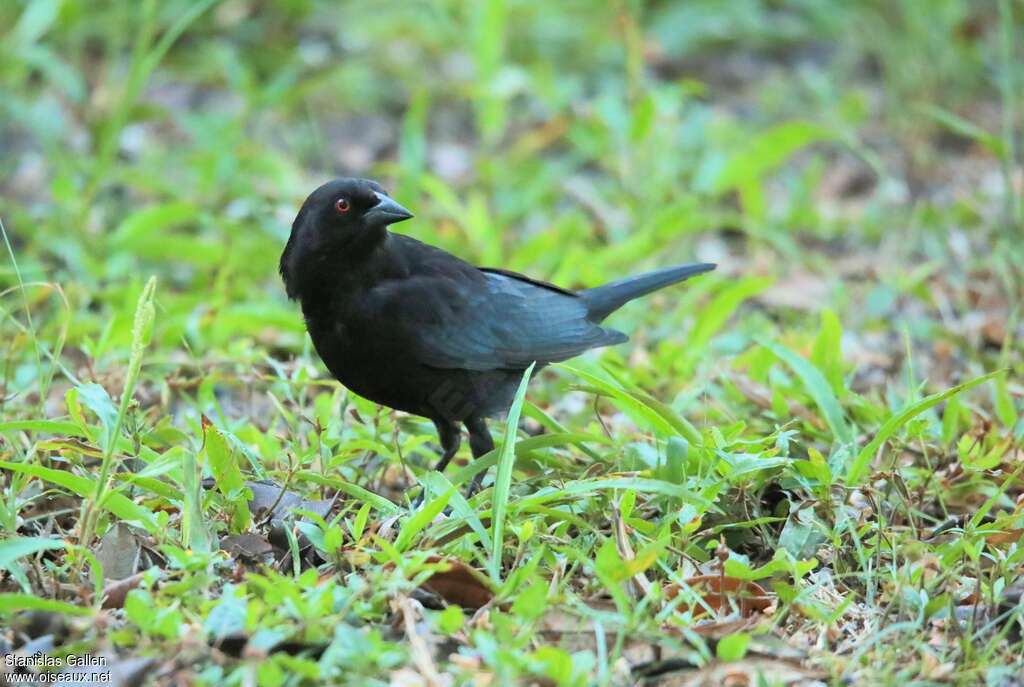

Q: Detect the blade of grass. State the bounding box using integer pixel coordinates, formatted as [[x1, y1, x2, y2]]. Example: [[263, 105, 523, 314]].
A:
[[847, 370, 1002, 483], [445, 416, 597, 489], [490, 362, 534, 581], [998, 0, 1021, 226], [558, 363, 683, 439], [0, 537, 65, 590], [293, 471, 401, 516], [516, 476, 718, 512], [0, 537, 65, 570], [421, 471, 490, 551], [79, 277, 157, 549]]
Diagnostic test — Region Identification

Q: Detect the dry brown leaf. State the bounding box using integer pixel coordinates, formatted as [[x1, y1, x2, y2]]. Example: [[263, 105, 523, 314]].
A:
[[95, 522, 142, 581], [419, 556, 495, 610], [985, 528, 1024, 546], [664, 575, 774, 618], [99, 572, 146, 610], [221, 533, 277, 562]]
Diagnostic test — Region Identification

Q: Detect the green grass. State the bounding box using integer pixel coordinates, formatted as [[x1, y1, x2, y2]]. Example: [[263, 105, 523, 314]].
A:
[[1, 1, 1023, 685]]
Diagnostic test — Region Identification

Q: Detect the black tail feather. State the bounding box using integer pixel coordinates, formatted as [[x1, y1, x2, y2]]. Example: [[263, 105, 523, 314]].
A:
[[580, 262, 716, 321]]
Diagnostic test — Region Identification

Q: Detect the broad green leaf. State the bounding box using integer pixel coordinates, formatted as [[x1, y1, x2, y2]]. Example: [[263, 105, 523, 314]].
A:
[[110, 202, 197, 246], [77, 382, 118, 451], [181, 441, 212, 553], [723, 549, 817, 580], [778, 507, 828, 559], [993, 372, 1017, 429], [0, 537, 65, 570], [0, 593, 91, 617], [13, 0, 62, 46], [394, 489, 452, 553], [0, 420, 82, 435], [201, 418, 250, 532], [717, 633, 751, 661]]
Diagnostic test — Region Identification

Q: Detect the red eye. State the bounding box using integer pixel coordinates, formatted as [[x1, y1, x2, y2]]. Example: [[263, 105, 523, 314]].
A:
[[334, 198, 350, 213]]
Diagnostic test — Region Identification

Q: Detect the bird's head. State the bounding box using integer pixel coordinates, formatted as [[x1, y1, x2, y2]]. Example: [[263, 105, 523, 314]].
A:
[[280, 178, 413, 298]]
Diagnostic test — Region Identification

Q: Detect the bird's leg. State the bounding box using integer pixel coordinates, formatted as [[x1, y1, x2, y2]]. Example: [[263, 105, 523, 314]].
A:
[[432, 419, 462, 472], [411, 420, 461, 509], [464, 415, 495, 496]]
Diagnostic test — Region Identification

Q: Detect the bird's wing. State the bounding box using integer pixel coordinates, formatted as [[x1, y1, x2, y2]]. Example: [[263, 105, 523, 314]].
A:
[[361, 270, 627, 371]]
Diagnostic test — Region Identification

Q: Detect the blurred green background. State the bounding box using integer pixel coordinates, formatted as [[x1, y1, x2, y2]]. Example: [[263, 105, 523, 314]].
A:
[[1, 0, 1018, 379]]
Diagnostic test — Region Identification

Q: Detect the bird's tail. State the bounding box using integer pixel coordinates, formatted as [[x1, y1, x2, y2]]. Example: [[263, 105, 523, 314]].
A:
[[580, 262, 716, 321]]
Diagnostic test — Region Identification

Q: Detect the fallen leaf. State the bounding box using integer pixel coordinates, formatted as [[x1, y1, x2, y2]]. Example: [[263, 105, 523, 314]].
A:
[[220, 533, 277, 562], [245, 480, 333, 521], [99, 572, 146, 610], [419, 556, 495, 610], [95, 522, 142, 582], [918, 650, 955, 681], [985, 529, 1024, 546]]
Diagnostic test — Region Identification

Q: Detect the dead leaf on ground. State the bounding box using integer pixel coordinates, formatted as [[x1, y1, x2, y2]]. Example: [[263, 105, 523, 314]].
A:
[[95, 522, 142, 582], [220, 533, 277, 562], [235, 480, 335, 551], [664, 575, 774, 619], [418, 556, 495, 610], [985, 528, 1024, 546], [918, 650, 956, 681], [245, 480, 334, 521], [99, 572, 146, 610]]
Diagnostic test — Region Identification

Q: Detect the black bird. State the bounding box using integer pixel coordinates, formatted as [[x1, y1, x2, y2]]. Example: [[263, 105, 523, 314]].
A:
[[280, 178, 715, 492]]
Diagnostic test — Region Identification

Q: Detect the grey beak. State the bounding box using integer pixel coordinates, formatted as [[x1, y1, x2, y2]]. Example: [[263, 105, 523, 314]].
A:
[[365, 192, 413, 226]]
